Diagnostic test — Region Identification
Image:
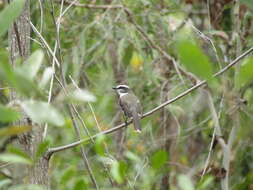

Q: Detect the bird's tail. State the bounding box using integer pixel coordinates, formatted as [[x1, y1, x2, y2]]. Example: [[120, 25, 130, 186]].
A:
[[132, 110, 141, 133]]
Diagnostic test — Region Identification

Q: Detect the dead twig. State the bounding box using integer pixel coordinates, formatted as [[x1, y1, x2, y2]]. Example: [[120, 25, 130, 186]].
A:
[[46, 46, 253, 155]]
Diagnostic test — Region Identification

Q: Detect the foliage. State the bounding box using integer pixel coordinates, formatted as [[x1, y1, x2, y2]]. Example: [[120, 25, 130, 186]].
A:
[[1, 0, 253, 189]]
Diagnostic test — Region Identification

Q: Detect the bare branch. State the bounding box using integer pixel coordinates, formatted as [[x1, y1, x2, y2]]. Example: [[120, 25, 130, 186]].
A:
[[55, 0, 197, 83], [56, 0, 123, 9], [46, 46, 253, 155]]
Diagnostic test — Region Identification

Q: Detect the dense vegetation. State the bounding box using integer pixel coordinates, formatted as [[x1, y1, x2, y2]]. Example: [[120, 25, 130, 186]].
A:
[[0, 0, 253, 189]]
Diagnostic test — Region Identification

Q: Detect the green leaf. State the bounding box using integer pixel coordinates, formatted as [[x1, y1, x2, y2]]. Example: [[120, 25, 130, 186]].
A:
[[73, 178, 87, 190], [0, 153, 32, 165], [21, 100, 65, 126], [151, 150, 168, 170], [122, 43, 133, 65], [0, 50, 16, 85], [0, 125, 31, 136], [17, 50, 44, 80], [178, 175, 195, 190], [110, 160, 127, 184], [240, 0, 253, 11], [94, 135, 106, 156], [176, 38, 213, 81], [0, 0, 26, 36], [69, 89, 96, 103], [235, 57, 253, 88], [39, 67, 54, 89], [196, 175, 214, 190], [0, 179, 12, 188], [35, 140, 50, 161], [60, 166, 76, 186], [0, 50, 43, 97], [7, 146, 31, 161], [14, 72, 42, 97], [0, 104, 20, 122], [125, 151, 141, 162]]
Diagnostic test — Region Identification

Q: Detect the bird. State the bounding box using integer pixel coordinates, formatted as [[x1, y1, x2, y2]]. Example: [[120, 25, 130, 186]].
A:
[[112, 84, 142, 133]]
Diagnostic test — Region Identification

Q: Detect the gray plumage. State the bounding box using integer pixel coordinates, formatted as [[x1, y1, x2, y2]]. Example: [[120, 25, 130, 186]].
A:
[[113, 85, 142, 132]]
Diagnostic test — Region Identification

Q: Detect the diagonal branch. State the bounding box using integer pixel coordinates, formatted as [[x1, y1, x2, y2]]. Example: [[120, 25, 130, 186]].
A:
[[46, 46, 253, 156], [55, 0, 197, 83]]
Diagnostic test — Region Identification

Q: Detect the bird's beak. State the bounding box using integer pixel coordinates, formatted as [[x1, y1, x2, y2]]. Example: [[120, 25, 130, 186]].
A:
[[112, 87, 117, 90]]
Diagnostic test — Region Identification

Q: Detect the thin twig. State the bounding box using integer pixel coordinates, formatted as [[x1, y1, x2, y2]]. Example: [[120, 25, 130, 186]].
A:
[[201, 92, 221, 177], [189, 22, 222, 69], [69, 75, 115, 186], [42, 43, 57, 139], [47, 46, 253, 155], [56, 0, 197, 83], [49, 2, 100, 188], [38, 0, 44, 33], [56, 0, 123, 9], [29, 20, 60, 67]]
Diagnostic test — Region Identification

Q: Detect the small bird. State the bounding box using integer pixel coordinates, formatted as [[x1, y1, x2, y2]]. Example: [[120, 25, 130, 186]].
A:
[[113, 85, 142, 133]]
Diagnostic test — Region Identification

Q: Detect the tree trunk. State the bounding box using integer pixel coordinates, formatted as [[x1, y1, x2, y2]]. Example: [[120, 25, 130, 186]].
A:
[[8, 0, 50, 188]]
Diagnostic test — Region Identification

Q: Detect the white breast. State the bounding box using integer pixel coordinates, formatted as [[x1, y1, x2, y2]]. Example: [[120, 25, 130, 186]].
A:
[[119, 92, 128, 97]]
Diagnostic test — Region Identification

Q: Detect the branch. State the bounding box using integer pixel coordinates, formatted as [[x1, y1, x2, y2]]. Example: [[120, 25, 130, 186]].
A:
[[56, 0, 123, 9], [56, 0, 197, 83], [46, 46, 253, 156]]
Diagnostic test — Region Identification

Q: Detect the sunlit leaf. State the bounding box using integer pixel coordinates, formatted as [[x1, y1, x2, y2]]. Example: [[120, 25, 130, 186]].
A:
[[151, 150, 168, 170], [110, 160, 127, 184], [0, 104, 20, 122], [125, 151, 141, 162], [235, 57, 253, 88], [0, 125, 31, 136], [69, 89, 96, 102], [21, 100, 65, 126], [176, 37, 213, 81], [0, 0, 26, 36], [17, 50, 44, 80], [0, 153, 32, 165], [178, 175, 194, 190], [39, 67, 54, 89], [0, 51, 43, 97]]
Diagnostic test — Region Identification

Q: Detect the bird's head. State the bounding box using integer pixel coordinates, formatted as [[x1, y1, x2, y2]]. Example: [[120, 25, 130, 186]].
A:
[[112, 85, 130, 97]]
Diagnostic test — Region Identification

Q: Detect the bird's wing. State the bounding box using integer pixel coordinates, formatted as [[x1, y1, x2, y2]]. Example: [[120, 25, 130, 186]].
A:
[[136, 99, 142, 116], [119, 96, 132, 117]]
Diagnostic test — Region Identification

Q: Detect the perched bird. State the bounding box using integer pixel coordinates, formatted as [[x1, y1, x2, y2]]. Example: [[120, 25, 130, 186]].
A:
[[113, 85, 142, 133]]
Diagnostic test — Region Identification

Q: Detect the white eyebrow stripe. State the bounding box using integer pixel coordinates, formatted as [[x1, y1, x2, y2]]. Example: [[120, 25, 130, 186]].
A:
[[117, 85, 129, 89]]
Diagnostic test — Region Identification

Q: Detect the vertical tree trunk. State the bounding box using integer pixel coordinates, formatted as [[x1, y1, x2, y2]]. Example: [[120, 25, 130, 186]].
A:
[[8, 0, 50, 188]]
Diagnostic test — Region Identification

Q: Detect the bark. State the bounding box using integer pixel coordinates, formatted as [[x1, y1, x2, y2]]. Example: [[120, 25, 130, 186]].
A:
[[8, 0, 50, 188]]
